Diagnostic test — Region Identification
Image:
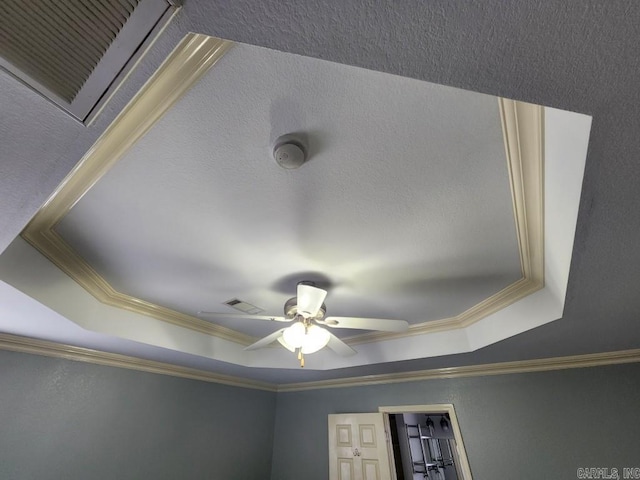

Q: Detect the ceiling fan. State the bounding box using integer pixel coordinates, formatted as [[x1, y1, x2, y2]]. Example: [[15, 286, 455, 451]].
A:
[[198, 282, 409, 367]]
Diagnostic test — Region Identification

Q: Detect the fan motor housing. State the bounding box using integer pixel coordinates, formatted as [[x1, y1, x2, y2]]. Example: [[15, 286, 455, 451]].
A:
[[284, 296, 326, 320]]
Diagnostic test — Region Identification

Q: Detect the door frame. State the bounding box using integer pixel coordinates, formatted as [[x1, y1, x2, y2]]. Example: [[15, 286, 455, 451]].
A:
[[378, 404, 474, 480]]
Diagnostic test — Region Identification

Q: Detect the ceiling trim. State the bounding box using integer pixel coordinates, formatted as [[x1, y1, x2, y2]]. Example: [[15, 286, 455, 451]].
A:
[[20, 33, 543, 347], [0, 333, 276, 392], [1, 332, 637, 393], [278, 348, 640, 392], [500, 99, 545, 283], [347, 99, 544, 344], [21, 33, 252, 346]]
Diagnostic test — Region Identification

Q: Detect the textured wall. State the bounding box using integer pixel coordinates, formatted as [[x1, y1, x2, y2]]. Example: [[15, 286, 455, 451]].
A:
[[0, 350, 276, 480], [270, 363, 640, 480], [2, 349, 640, 480]]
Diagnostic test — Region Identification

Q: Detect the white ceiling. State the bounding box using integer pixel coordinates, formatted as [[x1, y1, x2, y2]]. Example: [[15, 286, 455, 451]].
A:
[[0, 0, 613, 383], [55, 42, 520, 340], [0, 36, 591, 374]]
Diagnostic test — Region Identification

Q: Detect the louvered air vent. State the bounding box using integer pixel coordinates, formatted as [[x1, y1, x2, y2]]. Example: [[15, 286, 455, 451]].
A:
[[224, 299, 265, 315], [0, 0, 180, 122]]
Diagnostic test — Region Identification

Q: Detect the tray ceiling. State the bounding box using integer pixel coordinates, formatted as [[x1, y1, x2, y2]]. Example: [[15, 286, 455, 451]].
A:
[[0, 33, 589, 373], [56, 38, 520, 339]]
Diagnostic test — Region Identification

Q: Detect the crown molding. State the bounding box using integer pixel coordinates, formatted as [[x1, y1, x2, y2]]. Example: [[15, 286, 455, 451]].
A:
[[0, 333, 275, 392], [2, 333, 638, 394], [21, 30, 543, 348], [278, 348, 640, 392], [21, 33, 252, 346], [499, 98, 545, 283], [347, 99, 544, 345]]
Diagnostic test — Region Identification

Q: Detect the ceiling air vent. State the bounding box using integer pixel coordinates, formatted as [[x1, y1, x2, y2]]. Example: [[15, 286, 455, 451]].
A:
[[0, 0, 180, 123], [224, 299, 265, 315]]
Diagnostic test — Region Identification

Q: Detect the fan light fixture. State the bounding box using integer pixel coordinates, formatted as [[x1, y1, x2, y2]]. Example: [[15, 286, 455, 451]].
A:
[[199, 281, 410, 367], [280, 323, 331, 354], [278, 319, 331, 366], [276, 283, 332, 366]]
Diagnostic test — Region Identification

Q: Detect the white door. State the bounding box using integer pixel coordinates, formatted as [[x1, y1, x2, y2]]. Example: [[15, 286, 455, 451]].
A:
[[328, 413, 393, 480]]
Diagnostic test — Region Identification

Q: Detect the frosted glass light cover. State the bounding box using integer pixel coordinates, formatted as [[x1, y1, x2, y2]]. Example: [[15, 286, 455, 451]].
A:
[[282, 322, 305, 348], [301, 325, 331, 354], [277, 336, 296, 352]]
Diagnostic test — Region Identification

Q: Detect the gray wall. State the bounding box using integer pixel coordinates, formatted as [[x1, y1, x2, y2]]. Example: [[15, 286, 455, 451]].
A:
[[270, 363, 640, 480], [0, 350, 276, 480], [4, 349, 640, 480]]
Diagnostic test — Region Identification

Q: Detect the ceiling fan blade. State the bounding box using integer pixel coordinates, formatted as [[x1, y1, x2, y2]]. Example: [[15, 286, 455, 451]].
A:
[[326, 333, 357, 357], [197, 311, 289, 322], [296, 284, 328, 317], [321, 316, 409, 332], [244, 329, 287, 351]]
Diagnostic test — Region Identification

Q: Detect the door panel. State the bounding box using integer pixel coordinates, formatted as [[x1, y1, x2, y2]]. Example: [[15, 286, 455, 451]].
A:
[[362, 459, 381, 480], [359, 424, 377, 447], [337, 424, 353, 446], [329, 413, 392, 480], [339, 458, 355, 480]]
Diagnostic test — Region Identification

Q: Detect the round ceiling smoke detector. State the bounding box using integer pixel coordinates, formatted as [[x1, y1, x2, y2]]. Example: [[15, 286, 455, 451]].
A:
[[273, 135, 307, 169]]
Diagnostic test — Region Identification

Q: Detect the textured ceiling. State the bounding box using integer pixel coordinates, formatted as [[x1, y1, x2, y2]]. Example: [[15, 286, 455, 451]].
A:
[[1, 1, 639, 383], [55, 42, 519, 340]]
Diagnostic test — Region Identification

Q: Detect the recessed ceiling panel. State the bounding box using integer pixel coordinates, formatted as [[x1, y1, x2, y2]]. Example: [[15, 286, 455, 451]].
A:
[[55, 41, 521, 339]]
